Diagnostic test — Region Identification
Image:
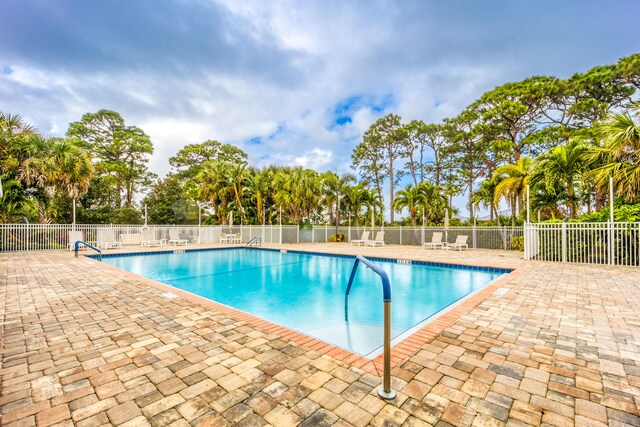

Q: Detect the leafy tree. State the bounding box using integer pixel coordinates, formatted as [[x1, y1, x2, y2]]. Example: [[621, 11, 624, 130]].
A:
[[472, 76, 554, 161], [351, 129, 387, 209], [143, 175, 196, 224], [492, 157, 533, 218], [170, 139, 247, 178], [443, 109, 489, 217], [618, 53, 640, 90], [352, 114, 409, 223], [67, 110, 154, 208], [589, 101, 640, 202], [403, 121, 450, 186], [532, 140, 589, 218]]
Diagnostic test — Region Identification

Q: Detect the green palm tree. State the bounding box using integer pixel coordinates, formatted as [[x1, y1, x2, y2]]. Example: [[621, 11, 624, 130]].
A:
[[17, 136, 94, 222], [273, 167, 322, 224], [393, 183, 426, 227], [473, 180, 497, 220], [245, 168, 268, 224], [531, 140, 588, 218], [590, 101, 640, 202], [197, 160, 234, 224], [419, 182, 448, 224], [492, 157, 533, 219], [1, 112, 36, 173]]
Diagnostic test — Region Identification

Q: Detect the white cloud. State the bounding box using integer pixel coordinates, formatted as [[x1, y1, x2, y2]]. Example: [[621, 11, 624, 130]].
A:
[[1, 0, 639, 216]]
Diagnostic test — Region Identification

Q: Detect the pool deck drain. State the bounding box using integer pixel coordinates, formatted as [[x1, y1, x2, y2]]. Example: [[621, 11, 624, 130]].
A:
[[1, 244, 640, 426]]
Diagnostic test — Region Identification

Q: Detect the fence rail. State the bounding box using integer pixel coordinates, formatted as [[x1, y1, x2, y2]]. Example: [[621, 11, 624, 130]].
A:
[[0, 223, 523, 252], [524, 222, 640, 266]]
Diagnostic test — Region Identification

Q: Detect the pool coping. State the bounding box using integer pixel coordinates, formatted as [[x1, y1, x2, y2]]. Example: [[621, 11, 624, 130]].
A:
[[86, 246, 519, 376]]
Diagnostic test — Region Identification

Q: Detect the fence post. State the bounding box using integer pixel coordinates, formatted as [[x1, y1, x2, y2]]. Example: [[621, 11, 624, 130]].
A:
[[297, 226, 299, 243], [502, 225, 506, 250], [399, 225, 402, 246], [608, 221, 613, 265], [472, 225, 477, 249], [561, 222, 567, 263], [524, 224, 529, 260]]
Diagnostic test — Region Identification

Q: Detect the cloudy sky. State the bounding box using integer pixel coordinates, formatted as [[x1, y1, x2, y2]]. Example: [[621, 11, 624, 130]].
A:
[[2, 0, 639, 214]]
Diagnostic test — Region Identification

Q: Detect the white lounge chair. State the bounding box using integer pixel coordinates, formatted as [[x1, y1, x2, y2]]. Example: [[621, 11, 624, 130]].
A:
[[168, 229, 188, 246], [350, 230, 370, 246], [142, 228, 164, 247], [97, 229, 122, 249], [68, 230, 84, 251], [366, 231, 385, 247], [422, 232, 444, 250], [121, 233, 144, 246], [220, 233, 230, 244], [448, 235, 469, 251]]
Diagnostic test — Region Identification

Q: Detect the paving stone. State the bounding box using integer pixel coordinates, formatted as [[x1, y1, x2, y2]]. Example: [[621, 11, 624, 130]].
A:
[[369, 404, 410, 426], [334, 401, 374, 427], [106, 401, 142, 425], [299, 408, 339, 427], [3, 247, 640, 427], [263, 405, 301, 427]]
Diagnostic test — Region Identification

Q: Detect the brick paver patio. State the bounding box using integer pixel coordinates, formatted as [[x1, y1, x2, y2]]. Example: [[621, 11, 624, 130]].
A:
[[1, 244, 639, 426]]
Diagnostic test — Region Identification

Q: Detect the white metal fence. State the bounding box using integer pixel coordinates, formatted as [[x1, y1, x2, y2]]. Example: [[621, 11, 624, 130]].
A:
[[524, 222, 640, 266], [0, 223, 523, 252]]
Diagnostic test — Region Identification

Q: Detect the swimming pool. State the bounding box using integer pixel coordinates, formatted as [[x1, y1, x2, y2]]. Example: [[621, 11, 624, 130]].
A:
[[101, 248, 507, 357]]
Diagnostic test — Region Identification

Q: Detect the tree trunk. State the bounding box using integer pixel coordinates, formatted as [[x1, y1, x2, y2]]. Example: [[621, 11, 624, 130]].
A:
[[568, 183, 576, 218], [335, 198, 339, 235], [468, 175, 474, 219], [389, 159, 395, 223]]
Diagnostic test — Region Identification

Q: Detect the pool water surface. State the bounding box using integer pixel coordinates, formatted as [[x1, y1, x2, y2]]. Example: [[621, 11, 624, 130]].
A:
[[101, 248, 507, 357]]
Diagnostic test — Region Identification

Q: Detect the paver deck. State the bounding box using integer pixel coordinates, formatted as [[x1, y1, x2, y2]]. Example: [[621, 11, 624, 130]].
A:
[[1, 243, 639, 426]]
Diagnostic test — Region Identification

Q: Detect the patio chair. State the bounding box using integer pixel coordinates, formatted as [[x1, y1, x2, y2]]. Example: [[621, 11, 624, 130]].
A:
[[219, 233, 230, 244], [68, 230, 84, 251], [97, 229, 122, 250], [168, 229, 188, 246], [422, 232, 444, 250], [350, 230, 370, 246], [448, 235, 469, 251], [231, 233, 242, 244], [141, 228, 164, 247], [121, 233, 143, 246], [366, 231, 385, 247]]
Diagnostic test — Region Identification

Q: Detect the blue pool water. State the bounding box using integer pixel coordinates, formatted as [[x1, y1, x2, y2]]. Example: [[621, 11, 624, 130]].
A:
[[101, 248, 507, 356]]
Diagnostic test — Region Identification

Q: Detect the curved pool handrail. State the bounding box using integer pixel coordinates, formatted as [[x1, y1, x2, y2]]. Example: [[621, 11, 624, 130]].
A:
[[345, 254, 396, 400], [345, 255, 391, 302], [74, 240, 102, 261], [246, 236, 262, 248]]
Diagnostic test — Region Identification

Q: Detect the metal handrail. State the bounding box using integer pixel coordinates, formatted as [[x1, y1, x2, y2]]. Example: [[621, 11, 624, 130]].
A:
[[345, 255, 396, 400], [74, 240, 102, 261], [246, 236, 262, 247]]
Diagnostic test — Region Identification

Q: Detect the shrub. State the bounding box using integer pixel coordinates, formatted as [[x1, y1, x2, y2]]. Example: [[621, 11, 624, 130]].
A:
[[511, 236, 525, 251], [330, 233, 346, 242]]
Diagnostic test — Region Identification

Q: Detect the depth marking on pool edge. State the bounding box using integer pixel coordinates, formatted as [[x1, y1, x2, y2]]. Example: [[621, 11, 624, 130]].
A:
[[397, 259, 412, 264], [493, 287, 509, 296]]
